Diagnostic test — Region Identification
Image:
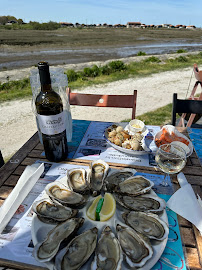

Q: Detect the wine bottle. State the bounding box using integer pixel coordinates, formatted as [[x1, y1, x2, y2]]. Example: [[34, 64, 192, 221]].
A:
[[35, 61, 68, 162]]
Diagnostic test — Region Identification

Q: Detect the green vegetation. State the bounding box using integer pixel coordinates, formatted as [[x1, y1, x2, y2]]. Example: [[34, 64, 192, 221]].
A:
[[0, 78, 31, 102], [177, 49, 188, 53], [136, 104, 173, 125], [137, 51, 147, 56]]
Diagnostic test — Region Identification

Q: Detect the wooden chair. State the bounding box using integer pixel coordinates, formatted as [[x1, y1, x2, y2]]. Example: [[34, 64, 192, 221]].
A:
[[171, 93, 202, 127], [67, 88, 137, 119], [0, 150, 4, 168]]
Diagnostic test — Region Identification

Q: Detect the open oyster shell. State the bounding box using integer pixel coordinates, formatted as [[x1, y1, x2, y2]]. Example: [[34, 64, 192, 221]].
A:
[[33, 217, 84, 263], [55, 227, 98, 270], [67, 168, 89, 194], [122, 211, 169, 241], [116, 224, 153, 268], [45, 181, 86, 207], [87, 159, 109, 195], [104, 168, 136, 192], [114, 193, 166, 214], [32, 198, 78, 224], [115, 176, 154, 196], [91, 226, 123, 270]]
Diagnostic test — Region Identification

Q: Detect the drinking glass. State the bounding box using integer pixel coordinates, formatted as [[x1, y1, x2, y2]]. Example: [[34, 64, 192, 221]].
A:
[[155, 143, 187, 186]]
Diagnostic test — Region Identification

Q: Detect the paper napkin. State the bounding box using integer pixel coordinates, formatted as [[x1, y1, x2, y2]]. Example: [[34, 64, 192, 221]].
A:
[[0, 163, 44, 234], [167, 172, 202, 234]]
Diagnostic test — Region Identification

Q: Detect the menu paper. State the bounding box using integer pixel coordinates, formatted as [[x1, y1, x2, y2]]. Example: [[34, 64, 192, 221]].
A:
[[72, 121, 161, 167], [0, 162, 186, 270]]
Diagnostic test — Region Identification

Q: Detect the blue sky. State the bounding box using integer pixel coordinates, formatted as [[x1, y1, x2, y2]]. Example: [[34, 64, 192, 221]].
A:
[[0, 0, 201, 27]]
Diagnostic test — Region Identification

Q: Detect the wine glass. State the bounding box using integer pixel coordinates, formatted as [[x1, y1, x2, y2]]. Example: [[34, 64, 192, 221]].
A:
[[155, 143, 187, 186]]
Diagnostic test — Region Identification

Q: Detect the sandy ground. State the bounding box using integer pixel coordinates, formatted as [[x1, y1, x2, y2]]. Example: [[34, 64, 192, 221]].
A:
[[0, 57, 201, 160]]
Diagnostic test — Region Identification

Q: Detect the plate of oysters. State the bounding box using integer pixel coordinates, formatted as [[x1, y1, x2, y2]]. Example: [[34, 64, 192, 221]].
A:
[[31, 160, 169, 270], [103, 120, 151, 156]]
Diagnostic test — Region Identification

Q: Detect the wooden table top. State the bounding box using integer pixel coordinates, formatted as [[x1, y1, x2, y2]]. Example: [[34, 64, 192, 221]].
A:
[[0, 125, 202, 270]]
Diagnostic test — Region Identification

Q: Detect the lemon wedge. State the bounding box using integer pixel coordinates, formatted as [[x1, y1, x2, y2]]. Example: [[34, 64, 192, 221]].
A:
[[86, 195, 102, 221], [99, 193, 116, 222]]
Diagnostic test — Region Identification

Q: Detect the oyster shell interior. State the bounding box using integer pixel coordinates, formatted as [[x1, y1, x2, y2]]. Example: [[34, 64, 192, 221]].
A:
[[46, 182, 86, 207], [67, 168, 89, 193], [105, 169, 136, 191], [122, 211, 169, 241], [55, 227, 98, 270], [114, 193, 166, 214], [116, 176, 154, 196], [116, 224, 153, 268], [88, 160, 109, 193], [91, 226, 122, 270], [33, 217, 84, 263], [33, 199, 78, 222]]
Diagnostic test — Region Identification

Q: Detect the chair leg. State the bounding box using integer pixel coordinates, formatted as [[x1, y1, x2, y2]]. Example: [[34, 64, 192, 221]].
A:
[[187, 113, 197, 127]]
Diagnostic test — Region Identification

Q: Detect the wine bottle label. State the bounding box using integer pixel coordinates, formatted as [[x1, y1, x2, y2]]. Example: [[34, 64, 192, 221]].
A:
[[37, 112, 66, 135]]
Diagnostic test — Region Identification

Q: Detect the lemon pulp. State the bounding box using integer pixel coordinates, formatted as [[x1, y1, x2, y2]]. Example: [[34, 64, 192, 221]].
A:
[[86, 193, 116, 222], [99, 193, 116, 221]]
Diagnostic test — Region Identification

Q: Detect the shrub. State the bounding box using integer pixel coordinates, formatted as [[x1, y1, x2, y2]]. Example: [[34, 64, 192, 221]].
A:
[[177, 49, 187, 53], [137, 51, 146, 56], [175, 56, 188, 62], [101, 64, 111, 75], [66, 69, 78, 82], [90, 65, 100, 77], [83, 67, 92, 77], [144, 56, 161, 63], [108, 60, 126, 72]]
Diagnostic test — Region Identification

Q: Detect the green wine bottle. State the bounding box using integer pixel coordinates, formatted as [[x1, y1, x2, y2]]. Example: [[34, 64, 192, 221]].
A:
[[35, 61, 68, 162]]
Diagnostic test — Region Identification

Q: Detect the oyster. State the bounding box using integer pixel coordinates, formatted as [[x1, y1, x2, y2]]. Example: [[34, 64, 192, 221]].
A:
[[115, 176, 154, 196], [114, 193, 166, 214], [55, 227, 98, 270], [116, 224, 153, 268], [104, 168, 136, 192], [91, 226, 123, 270], [67, 168, 89, 194], [122, 211, 169, 241], [45, 181, 86, 207], [88, 160, 109, 195], [32, 198, 78, 224], [33, 217, 84, 263]]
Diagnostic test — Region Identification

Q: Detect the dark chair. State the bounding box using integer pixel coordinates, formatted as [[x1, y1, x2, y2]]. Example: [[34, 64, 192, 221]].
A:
[[67, 88, 137, 119], [0, 150, 5, 168], [172, 93, 202, 127]]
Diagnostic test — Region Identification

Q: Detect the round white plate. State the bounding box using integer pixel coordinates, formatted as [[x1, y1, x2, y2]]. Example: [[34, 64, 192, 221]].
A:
[[31, 175, 168, 270], [103, 123, 150, 156]]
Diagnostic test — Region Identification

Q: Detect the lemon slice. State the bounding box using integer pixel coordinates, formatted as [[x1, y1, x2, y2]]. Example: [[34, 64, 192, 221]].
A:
[[99, 193, 116, 221], [86, 195, 102, 220]]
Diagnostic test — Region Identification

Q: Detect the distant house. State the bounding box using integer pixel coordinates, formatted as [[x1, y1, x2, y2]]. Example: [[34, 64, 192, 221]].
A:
[[6, 20, 17, 25], [162, 24, 171, 28], [186, 25, 196, 29], [59, 22, 74, 27], [127, 22, 141, 28]]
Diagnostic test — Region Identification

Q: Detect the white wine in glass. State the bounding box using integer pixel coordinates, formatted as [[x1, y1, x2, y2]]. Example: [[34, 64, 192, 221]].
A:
[[155, 144, 187, 186]]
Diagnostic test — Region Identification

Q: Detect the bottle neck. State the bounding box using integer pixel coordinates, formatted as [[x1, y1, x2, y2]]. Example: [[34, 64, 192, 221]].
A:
[[41, 83, 52, 92], [38, 62, 52, 92]]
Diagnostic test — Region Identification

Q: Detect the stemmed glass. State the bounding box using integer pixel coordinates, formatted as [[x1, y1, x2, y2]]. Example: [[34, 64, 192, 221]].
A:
[[155, 144, 187, 186]]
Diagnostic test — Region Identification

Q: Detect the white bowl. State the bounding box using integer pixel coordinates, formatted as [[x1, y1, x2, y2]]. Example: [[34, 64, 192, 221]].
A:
[[129, 119, 145, 133], [154, 125, 193, 157]]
